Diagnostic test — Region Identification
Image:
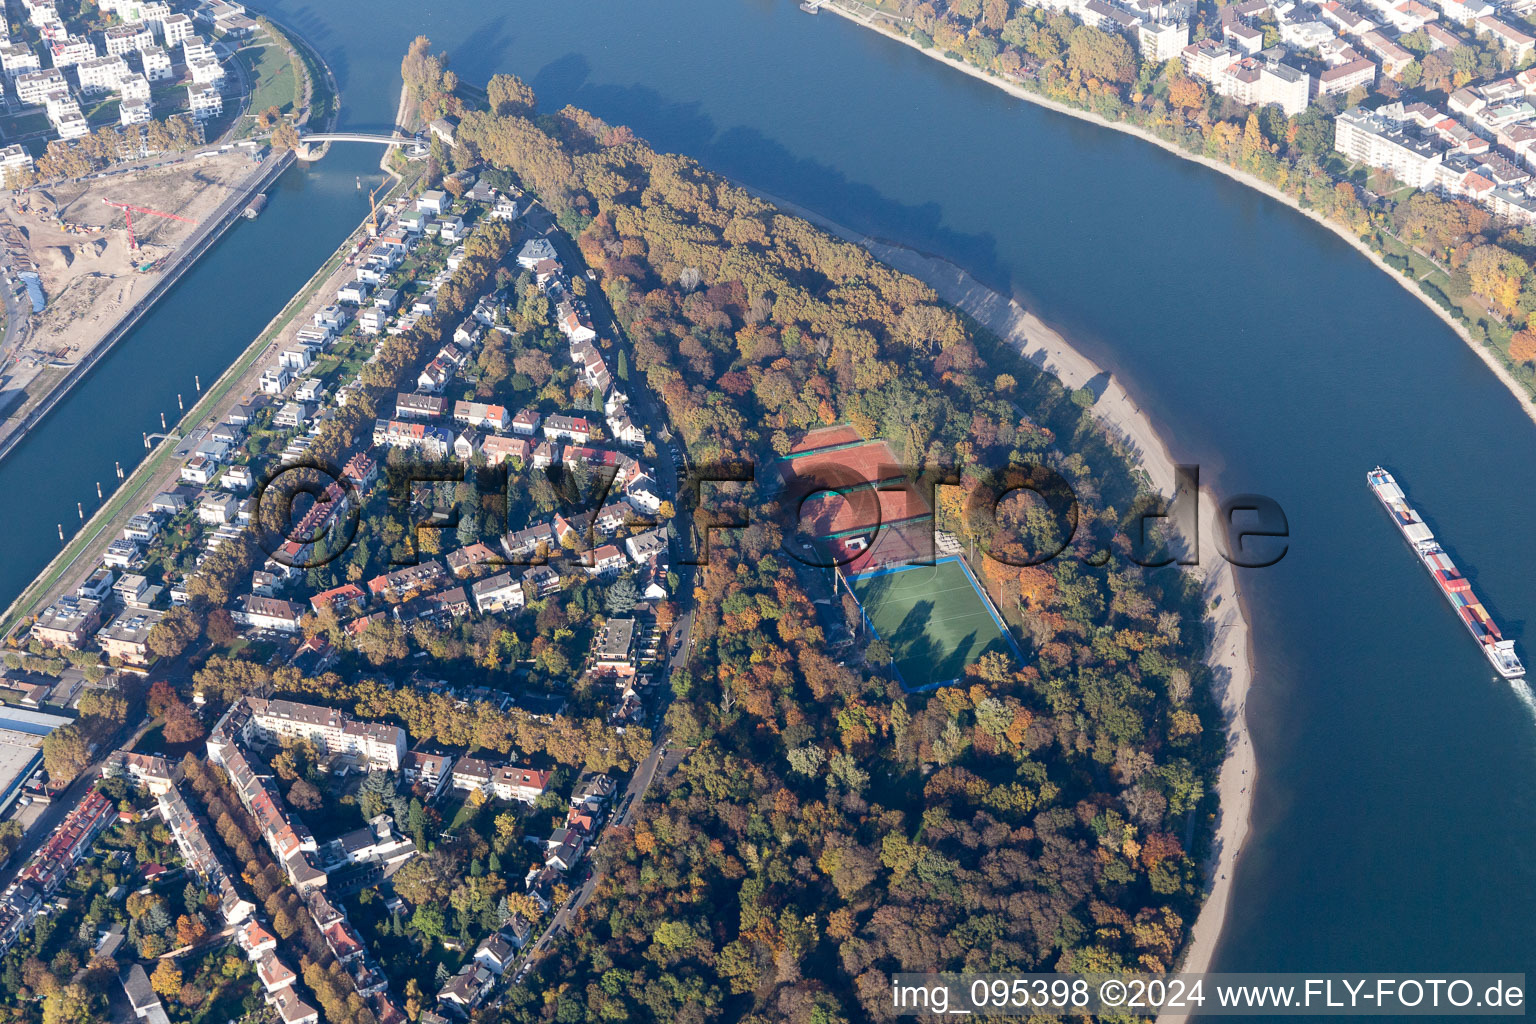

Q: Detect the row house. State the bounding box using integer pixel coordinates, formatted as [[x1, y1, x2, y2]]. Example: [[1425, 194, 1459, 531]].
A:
[[311, 583, 368, 617], [1477, 15, 1536, 59], [373, 418, 454, 459], [232, 594, 305, 632], [396, 392, 446, 419], [543, 414, 591, 444], [366, 559, 448, 603], [158, 784, 255, 924], [453, 400, 507, 431], [504, 521, 556, 560], [446, 542, 500, 577], [480, 434, 530, 466]]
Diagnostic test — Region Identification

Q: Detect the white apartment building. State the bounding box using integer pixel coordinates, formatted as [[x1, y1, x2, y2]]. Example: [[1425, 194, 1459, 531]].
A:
[[44, 90, 79, 121], [1181, 40, 1310, 116], [1317, 56, 1377, 96], [242, 698, 408, 772], [120, 73, 151, 102], [162, 12, 194, 46], [50, 35, 97, 67], [181, 37, 213, 64], [188, 56, 224, 84], [55, 113, 88, 139], [140, 45, 172, 81], [140, 1, 173, 29], [1, 146, 34, 175], [1137, 20, 1190, 61], [105, 24, 153, 55], [187, 84, 222, 119], [0, 45, 40, 78], [1335, 105, 1446, 187], [120, 97, 151, 125], [77, 55, 130, 95]]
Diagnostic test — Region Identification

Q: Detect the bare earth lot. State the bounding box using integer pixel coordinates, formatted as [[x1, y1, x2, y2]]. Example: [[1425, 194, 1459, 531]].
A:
[[0, 150, 259, 425]]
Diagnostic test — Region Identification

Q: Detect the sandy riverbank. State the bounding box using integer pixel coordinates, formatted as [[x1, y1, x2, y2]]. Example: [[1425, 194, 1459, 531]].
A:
[[819, 0, 1536, 435], [743, 176, 1256, 989]]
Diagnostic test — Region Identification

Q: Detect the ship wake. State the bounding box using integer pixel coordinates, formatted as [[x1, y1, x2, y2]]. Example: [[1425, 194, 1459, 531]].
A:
[[1505, 677, 1536, 725]]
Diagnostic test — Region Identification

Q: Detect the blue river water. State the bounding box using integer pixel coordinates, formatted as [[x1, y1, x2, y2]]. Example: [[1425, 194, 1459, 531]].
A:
[[3, 0, 1532, 982]]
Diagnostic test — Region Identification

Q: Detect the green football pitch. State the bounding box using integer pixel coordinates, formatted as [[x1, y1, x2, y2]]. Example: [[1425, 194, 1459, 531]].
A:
[[849, 558, 1017, 689]]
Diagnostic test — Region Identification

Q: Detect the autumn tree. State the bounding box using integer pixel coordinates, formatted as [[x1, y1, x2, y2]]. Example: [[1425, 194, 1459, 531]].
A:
[[1513, 329, 1536, 364], [150, 961, 182, 999], [486, 73, 536, 117], [42, 725, 91, 786], [147, 605, 202, 658]]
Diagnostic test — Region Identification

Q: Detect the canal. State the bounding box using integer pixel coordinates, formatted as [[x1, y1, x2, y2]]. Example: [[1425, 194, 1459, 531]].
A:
[[7, 0, 1535, 982]]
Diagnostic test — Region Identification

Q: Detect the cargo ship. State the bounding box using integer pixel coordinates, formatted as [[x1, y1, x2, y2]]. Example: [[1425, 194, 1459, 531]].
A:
[[1368, 467, 1524, 678]]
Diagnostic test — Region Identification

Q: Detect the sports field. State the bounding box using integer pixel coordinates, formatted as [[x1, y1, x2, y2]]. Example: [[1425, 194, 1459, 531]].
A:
[[849, 556, 1018, 689]]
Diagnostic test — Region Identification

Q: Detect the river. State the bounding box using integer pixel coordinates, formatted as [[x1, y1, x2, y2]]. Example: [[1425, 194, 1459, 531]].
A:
[[8, 0, 1536, 982]]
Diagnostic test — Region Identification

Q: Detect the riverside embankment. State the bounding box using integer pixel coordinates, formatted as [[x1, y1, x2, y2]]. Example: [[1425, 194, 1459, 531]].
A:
[[0, 149, 294, 465], [817, 0, 1536, 432], [6, 0, 1535, 983], [749, 182, 1255, 985]]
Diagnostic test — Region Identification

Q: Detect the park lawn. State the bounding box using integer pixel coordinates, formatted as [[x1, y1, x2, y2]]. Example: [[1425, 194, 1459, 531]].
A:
[[241, 43, 299, 118]]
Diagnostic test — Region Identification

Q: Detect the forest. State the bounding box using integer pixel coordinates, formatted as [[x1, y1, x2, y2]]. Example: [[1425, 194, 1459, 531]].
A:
[[401, 42, 1224, 1024]]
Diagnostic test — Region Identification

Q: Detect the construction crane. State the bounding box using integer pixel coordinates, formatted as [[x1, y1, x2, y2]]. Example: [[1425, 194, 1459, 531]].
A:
[[367, 177, 386, 235], [100, 198, 195, 251]]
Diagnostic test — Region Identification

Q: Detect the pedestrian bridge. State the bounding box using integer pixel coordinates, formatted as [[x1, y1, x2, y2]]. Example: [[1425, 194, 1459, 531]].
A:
[[294, 132, 428, 161]]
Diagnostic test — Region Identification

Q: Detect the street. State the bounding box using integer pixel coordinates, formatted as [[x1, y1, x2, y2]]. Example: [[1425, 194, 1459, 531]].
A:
[[0, 703, 152, 893], [499, 203, 700, 991]]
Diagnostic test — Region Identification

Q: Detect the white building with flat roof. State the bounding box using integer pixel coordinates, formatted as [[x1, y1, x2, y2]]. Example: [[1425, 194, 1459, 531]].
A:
[[50, 35, 97, 68], [240, 697, 407, 771], [187, 84, 222, 119], [119, 97, 152, 125], [105, 23, 153, 55], [161, 12, 193, 46], [1335, 105, 1446, 187], [77, 54, 130, 95], [140, 45, 172, 80], [16, 68, 66, 105], [0, 45, 40, 78]]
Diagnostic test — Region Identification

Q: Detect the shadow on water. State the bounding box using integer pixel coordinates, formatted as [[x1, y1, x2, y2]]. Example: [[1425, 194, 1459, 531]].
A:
[[530, 53, 1015, 291]]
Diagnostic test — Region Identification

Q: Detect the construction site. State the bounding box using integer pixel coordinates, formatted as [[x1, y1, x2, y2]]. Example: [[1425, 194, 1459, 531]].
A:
[[0, 147, 267, 435]]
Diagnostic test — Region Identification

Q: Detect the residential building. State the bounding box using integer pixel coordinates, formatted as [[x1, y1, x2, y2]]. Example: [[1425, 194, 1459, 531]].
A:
[[140, 45, 172, 80], [120, 97, 152, 125], [402, 751, 453, 794], [15, 69, 66, 105], [238, 697, 407, 771], [187, 84, 223, 120], [453, 400, 507, 431], [1317, 57, 1377, 96], [395, 392, 446, 419], [517, 238, 557, 268], [50, 35, 98, 67], [1335, 104, 1446, 187], [542, 414, 591, 444], [105, 23, 154, 55], [31, 596, 102, 649], [492, 765, 551, 804], [161, 12, 194, 45], [471, 571, 524, 613], [97, 609, 162, 665], [102, 750, 181, 795]]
